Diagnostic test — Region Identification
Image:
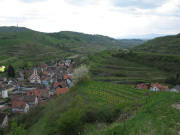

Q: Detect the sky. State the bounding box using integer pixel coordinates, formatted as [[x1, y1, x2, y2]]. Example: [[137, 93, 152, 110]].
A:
[[0, 0, 180, 38]]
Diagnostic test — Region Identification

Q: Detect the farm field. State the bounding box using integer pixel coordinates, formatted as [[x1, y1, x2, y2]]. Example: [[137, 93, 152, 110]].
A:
[[87, 51, 170, 84]]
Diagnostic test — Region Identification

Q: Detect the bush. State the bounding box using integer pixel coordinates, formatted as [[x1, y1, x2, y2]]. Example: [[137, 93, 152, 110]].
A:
[[57, 108, 86, 135], [72, 65, 89, 84], [16, 106, 44, 129], [10, 120, 26, 135]]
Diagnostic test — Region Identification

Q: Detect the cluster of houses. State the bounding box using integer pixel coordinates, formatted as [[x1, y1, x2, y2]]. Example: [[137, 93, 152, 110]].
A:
[[136, 82, 180, 93], [0, 60, 74, 128]]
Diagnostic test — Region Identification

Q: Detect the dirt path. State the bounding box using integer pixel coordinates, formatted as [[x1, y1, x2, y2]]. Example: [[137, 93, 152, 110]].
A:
[[172, 103, 180, 110]]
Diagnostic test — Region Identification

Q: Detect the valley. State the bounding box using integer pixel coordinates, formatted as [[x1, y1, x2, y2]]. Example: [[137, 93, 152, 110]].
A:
[[0, 27, 180, 135]]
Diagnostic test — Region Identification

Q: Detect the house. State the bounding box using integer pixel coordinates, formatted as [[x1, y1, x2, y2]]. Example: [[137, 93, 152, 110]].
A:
[[150, 83, 169, 92], [26, 89, 49, 101], [23, 95, 38, 107], [53, 81, 67, 88], [40, 63, 48, 72], [64, 74, 71, 80], [66, 78, 73, 88], [12, 100, 29, 113], [1, 90, 8, 98], [49, 90, 56, 96], [0, 77, 7, 82], [56, 88, 69, 95], [150, 86, 159, 92], [170, 85, 180, 93], [29, 68, 41, 84], [17, 71, 24, 81], [42, 80, 49, 87], [65, 60, 72, 67], [0, 113, 8, 128], [11, 95, 38, 110], [136, 83, 149, 90]]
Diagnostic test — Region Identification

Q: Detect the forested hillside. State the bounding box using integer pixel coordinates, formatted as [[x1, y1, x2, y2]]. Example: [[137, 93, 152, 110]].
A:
[[134, 33, 180, 55], [0, 26, 143, 68]]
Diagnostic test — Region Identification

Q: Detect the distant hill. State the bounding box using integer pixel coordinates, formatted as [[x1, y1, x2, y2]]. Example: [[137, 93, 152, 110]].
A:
[[48, 31, 144, 49], [0, 26, 143, 68], [134, 33, 180, 55], [120, 33, 168, 39], [119, 39, 145, 47]]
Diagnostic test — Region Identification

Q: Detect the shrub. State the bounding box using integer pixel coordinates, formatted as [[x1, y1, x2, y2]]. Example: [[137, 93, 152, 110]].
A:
[[10, 120, 26, 135], [57, 107, 86, 135], [16, 106, 44, 129], [72, 65, 89, 84]]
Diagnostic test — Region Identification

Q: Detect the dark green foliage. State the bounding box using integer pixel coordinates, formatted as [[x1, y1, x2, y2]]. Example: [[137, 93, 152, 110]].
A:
[[166, 73, 180, 85], [134, 33, 180, 55], [57, 108, 86, 135], [7, 65, 15, 78], [87, 51, 169, 84], [16, 106, 44, 129], [103, 92, 180, 135], [10, 120, 26, 135], [0, 26, 142, 70], [115, 51, 180, 73]]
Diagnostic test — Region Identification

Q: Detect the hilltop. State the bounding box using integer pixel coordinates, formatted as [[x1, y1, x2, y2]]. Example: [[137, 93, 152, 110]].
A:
[[0, 26, 144, 68], [134, 33, 180, 55]]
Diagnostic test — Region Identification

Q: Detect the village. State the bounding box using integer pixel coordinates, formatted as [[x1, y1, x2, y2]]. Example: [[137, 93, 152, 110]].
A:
[[0, 58, 180, 129], [0, 59, 75, 128]]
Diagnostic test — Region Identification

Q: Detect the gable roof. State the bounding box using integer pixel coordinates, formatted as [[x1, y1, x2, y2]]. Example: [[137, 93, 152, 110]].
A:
[[53, 81, 67, 88], [56, 88, 69, 95], [150, 83, 169, 90], [64, 74, 70, 80], [12, 100, 27, 109], [136, 83, 149, 89]]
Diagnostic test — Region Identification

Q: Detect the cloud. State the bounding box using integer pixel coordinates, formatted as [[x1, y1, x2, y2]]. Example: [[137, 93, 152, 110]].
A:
[[112, 0, 168, 9], [0, 0, 179, 38], [20, 0, 47, 3]]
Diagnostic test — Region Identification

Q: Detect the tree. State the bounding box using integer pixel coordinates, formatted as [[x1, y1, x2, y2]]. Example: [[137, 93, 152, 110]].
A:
[[7, 65, 15, 78], [72, 65, 89, 84], [10, 120, 26, 135]]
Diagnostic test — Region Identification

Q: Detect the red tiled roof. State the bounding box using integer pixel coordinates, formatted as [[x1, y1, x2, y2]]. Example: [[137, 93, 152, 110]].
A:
[[40, 64, 48, 69], [12, 100, 27, 109], [150, 83, 169, 90], [136, 83, 149, 89], [26, 89, 48, 100], [64, 74, 70, 80], [56, 88, 69, 95], [53, 81, 66, 88], [43, 71, 49, 76]]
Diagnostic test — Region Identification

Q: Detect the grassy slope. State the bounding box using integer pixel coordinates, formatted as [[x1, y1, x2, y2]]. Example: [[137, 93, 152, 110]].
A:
[[114, 51, 180, 73], [27, 80, 148, 135], [86, 51, 170, 84], [24, 80, 180, 135], [0, 26, 143, 68], [5, 51, 180, 135], [48, 31, 144, 51], [134, 33, 180, 55], [0, 28, 71, 68], [92, 92, 180, 135]]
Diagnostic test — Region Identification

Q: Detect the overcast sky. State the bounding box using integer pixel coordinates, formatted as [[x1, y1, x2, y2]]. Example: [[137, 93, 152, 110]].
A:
[[0, 0, 180, 38]]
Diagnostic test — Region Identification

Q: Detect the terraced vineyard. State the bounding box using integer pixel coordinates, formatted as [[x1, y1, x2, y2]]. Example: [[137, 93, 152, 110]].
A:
[[25, 80, 148, 135], [81, 81, 147, 105], [88, 51, 170, 84]]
